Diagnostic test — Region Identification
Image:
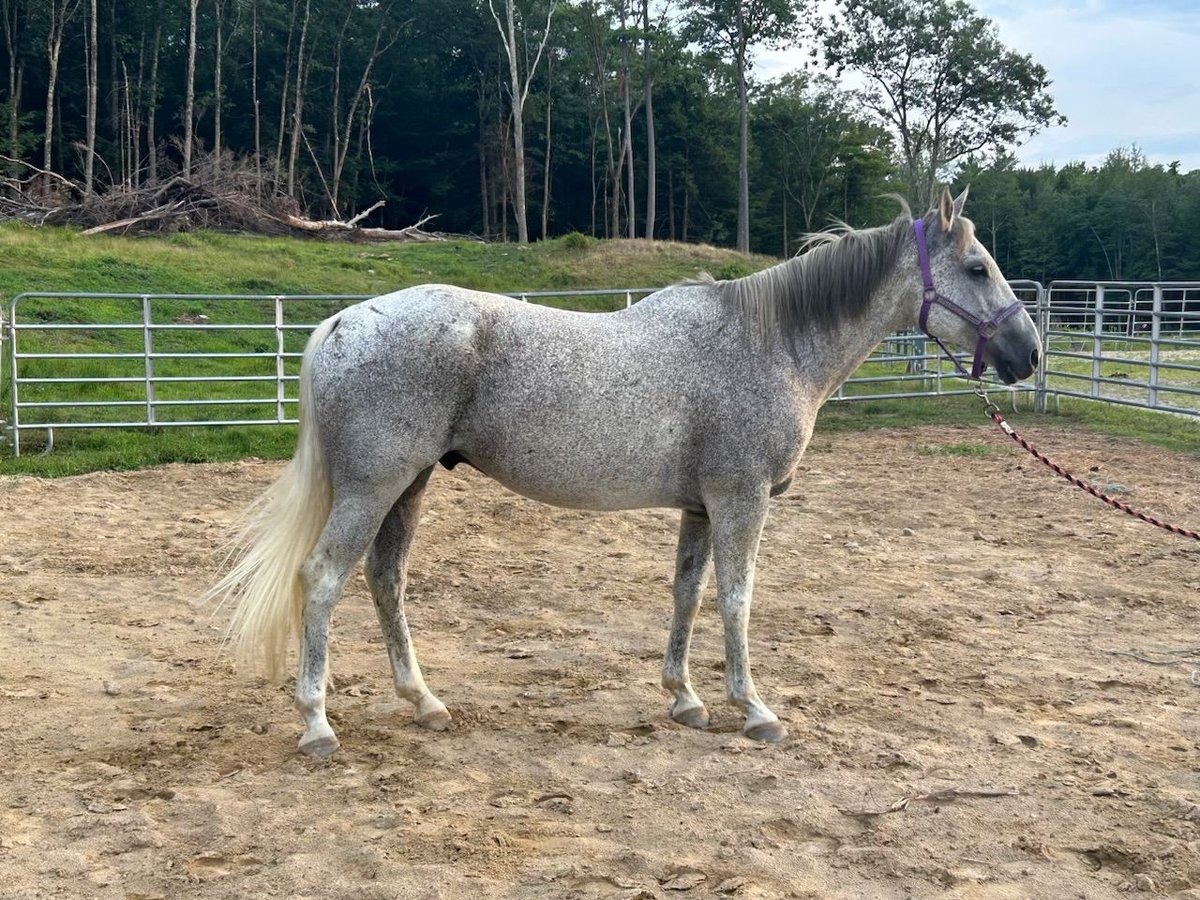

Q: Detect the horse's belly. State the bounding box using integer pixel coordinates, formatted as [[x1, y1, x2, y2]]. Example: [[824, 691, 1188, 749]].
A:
[[451, 417, 694, 509], [465, 453, 690, 511]]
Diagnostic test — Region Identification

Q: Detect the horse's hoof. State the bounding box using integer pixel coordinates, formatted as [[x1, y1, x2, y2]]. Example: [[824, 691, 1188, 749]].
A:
[[670, 703, 711, 729], [415, 707, 452, 732], [298, 727, 340, 758], [744, 720, 788, 743]]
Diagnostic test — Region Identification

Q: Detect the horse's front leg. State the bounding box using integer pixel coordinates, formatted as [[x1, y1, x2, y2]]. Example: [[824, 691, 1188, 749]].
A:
[[662, 509, 713, 729], [709, 491, 787, 743]]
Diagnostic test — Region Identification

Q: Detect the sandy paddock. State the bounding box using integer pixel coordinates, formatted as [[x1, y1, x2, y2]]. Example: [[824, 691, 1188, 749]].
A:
[[1, 423, 1199, 899]]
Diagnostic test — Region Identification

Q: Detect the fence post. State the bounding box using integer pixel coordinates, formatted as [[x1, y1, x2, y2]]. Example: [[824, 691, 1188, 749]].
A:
[[142, 295, 156, 425], [1091, 286, 1104, 399], [1148, 285, 1162, 409], [1035, 282, 1048, 413], [6, 295, 18, 456], [275, 297, 286, 423], [0, 294, 7, 453]]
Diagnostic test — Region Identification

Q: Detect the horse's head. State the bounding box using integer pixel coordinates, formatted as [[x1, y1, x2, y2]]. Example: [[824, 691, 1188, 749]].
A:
[[912, 187, 1041, 384]]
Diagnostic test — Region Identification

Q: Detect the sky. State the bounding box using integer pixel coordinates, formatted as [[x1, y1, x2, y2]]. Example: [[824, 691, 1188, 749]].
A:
[[756, 0, 1200, 173]]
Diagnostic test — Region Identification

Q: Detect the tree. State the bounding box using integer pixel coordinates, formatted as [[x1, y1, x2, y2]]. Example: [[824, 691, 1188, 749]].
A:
[[212, 0, 230, 175], [182, 0, 198, 178], [83, 0, 97, 193], [42, 0, 83, 187], [684, 0, 799, 252], [822, 0, 1064, 209], [488, 0, 555, 244], [641, 0, 656, 238], [616, 0, 636, 238], [286, 0, 312, 198], [1, 0, 27, 175], [328, 0, 403, 216]]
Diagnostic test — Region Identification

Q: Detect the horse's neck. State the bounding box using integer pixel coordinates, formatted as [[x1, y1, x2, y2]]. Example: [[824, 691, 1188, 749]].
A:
[[794, 278, 912, 403]]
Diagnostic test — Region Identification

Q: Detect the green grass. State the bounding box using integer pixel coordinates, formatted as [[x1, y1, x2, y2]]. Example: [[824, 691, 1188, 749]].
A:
[[819, 389, 1200, 457], [915, 441, 1008, 457], [0, 425, 298, 478], [0, 223, 766, 298], [3, 224, 1199, 476]]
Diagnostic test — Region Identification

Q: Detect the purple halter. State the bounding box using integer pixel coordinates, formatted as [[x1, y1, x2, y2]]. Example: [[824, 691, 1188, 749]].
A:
[[913, 217, 1024, 380]]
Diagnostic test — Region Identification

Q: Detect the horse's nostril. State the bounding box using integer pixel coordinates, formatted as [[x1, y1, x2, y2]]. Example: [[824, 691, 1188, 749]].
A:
[[1030, 347, 1040, 368]]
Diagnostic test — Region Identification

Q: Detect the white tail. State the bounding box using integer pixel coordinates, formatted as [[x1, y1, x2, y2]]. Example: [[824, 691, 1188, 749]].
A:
[[206, 313, 342, 681]]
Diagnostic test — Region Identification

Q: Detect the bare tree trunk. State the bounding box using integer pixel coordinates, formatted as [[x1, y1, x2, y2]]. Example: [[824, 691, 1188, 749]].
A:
[[183, 0, 198, 178], [477, 71, 489, 237], [1, 0, 24, 176], [668, 162, 675, 240], [331, 5, 398, 216], [130, 24, 145, 188], [497, 58, 508, 242], [682, 160, 689, 242], [107, 0, 117, 143], [251, 0, 261, 193], [733, 3, 749, 253], [610, 158, 621, 238], [488, 0, 554, 244], [589, 117, 598, 237], [735, 68, 750, 252], [286, 0, 311, 198], [619, 2, 635, 239], [621, 71, 634, 238], [495, 0, 526, 243], [500, 133, 509, 243], [642, 0, 655, 240], [213, 0, 227, 176], [121, 59, 134, 189], [540, 53, 552, 240], [273, 0, 298, 191], [83, 0, 97, 192], [329, 6, 349, 216], [43, 0, 83, 188], [147, 20, 160, 182]]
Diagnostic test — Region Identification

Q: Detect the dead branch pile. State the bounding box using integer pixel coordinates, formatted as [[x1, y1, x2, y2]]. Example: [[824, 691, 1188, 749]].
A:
[[0, 153, 444, 243]]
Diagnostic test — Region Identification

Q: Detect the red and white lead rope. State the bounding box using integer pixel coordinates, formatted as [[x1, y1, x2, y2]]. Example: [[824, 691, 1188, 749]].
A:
[[976, 391, 1200, 542]]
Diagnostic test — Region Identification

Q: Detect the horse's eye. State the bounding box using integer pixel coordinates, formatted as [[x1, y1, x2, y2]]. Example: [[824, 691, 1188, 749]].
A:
[[969, 264, 988, 279]]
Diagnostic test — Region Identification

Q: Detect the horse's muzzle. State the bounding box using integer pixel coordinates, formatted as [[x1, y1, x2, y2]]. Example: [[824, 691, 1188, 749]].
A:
[[988, 331, 1041, 385]]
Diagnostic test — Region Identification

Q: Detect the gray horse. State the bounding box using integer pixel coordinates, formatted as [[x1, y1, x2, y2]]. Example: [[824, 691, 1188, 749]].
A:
[[209, 188, 1040, 757]]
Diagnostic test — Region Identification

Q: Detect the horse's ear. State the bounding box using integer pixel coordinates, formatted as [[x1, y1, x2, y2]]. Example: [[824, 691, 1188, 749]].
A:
[[952, 185, 969, 219], [938, 186, 954, 231]]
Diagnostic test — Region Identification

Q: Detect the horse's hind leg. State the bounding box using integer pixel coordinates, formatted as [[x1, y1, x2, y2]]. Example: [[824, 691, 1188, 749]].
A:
[[365, 466, 451, 731], [296, 485, 402, 758], [662, 509, 713, 729]]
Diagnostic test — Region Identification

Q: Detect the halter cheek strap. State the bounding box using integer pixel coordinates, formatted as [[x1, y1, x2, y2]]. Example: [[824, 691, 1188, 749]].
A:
[[912, 217, 1024, 380]]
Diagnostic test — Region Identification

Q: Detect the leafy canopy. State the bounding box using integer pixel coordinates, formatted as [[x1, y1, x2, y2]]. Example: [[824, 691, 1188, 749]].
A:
[[822, 0, 1065, 208]]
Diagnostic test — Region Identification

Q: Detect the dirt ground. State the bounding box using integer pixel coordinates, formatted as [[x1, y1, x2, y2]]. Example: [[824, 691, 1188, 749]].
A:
[[2, 423, 1200, 900]]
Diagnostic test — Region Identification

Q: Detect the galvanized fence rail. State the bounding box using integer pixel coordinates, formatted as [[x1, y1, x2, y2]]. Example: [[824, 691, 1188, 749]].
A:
[[1041, 281, 1200, 417], [3, 281, 1199, 457]]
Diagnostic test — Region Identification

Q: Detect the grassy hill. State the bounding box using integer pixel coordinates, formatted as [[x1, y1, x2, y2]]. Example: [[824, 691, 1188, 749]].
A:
[[0, 224, 771, 298]]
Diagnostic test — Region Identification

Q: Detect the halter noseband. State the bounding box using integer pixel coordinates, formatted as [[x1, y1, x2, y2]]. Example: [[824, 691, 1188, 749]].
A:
[[912, 217, 1024, 380]]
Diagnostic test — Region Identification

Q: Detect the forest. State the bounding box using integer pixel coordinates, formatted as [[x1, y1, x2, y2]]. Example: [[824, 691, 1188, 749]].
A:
[[1, 0, 1197, 281]]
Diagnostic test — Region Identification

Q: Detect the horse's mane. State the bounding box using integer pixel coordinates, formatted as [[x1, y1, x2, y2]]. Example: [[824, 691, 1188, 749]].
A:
[[700, 200, 976, 342]]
